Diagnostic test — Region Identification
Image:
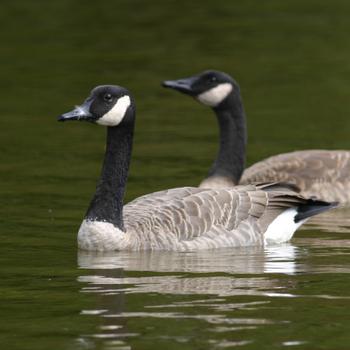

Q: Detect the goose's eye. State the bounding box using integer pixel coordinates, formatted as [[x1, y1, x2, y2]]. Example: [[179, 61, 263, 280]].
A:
[[104, 93, 113, 102], [208, 75, 217, 82]]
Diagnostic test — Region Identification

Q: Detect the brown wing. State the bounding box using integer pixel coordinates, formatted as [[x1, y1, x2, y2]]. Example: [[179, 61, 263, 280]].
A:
[[240, 150, 350, 203], [123, 184, 313, 250]]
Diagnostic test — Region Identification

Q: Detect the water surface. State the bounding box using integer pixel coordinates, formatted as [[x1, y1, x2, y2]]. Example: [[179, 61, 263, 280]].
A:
[[1, 1, 350, 349]]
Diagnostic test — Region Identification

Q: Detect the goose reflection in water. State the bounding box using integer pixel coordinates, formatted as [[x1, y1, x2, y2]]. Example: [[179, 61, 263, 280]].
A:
[[78, 243, 301, 276], [77, 244, 301, 347], [76, 237, 350, 348]]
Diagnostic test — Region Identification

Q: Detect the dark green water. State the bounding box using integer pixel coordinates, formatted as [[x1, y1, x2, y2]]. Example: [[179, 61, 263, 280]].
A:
[[1, 1, 350, 349]]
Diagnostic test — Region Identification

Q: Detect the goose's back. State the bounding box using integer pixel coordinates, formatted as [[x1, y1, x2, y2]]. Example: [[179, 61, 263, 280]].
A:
[[240, 150, 350, 203], [123, 185, 307, 250]]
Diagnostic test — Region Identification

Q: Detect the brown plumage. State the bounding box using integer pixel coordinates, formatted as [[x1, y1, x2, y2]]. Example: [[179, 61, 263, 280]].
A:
[[121, 183, 336, 250], [240, 150, 350, 203]]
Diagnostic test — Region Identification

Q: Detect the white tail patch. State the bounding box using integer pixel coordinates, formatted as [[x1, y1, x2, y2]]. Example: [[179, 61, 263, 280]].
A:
[[97, 95, 131, 126], [197, 83, 233, 107], [264, 208, 306, 245]]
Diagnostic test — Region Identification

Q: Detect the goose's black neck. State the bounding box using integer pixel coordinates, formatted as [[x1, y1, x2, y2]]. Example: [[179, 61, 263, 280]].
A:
[[207, 93, 247, 184], [85, 120, 134, 230]]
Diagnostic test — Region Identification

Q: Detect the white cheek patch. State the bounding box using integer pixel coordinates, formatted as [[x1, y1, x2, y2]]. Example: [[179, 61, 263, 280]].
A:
[[97, 95, 131, 126], [197, 83, 233, 107]]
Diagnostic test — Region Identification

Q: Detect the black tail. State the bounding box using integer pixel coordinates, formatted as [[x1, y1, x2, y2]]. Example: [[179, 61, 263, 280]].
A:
[[295, 200, 338, 223]]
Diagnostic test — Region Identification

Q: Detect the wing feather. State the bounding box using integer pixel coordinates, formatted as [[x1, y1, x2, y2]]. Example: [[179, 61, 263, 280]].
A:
[[241, 150, 350, 202], [123, 184, 309, 250]]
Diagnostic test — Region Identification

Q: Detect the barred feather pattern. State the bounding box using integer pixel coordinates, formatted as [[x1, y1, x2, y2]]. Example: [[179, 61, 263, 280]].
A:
[[77, 184, 313, 251], [240, 150, 350, 204]]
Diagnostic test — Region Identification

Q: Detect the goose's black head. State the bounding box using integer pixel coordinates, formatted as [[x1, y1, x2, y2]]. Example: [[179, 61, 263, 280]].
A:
[[162, 70, 239, 108], [58, 85, 134, 127]]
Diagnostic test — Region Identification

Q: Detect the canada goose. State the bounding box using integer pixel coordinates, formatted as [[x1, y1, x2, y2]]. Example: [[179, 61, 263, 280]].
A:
[[163, 70, 350, 203], [58, 85, 337, 252]]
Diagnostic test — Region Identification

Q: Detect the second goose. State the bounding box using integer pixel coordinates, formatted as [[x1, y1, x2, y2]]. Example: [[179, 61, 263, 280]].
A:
[[163, 70, 350, 203]]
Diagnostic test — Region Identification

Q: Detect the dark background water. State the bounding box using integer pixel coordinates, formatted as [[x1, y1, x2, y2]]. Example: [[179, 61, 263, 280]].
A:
[[1, 1, 350, 349]]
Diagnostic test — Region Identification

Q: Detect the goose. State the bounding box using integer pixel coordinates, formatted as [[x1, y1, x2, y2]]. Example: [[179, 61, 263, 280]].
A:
[[162, 70, 350, 204], [58, 84, 337, 252]]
